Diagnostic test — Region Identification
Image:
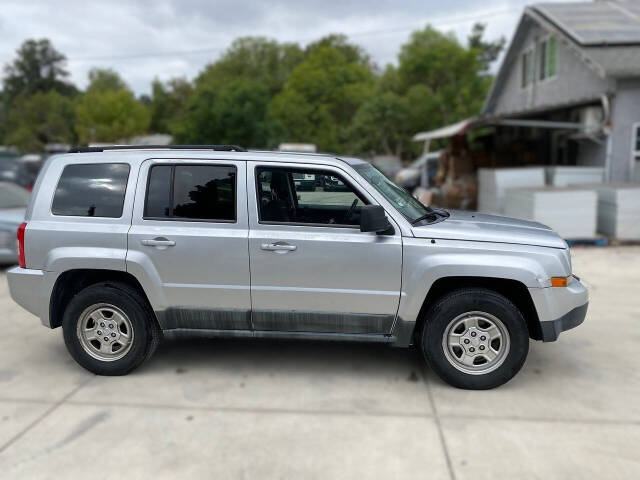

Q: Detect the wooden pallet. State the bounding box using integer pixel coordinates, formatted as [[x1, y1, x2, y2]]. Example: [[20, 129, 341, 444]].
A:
[[566, 237, 609, 247]]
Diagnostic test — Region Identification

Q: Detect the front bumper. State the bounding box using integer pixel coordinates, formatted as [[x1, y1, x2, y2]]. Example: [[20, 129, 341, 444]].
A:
[[539, 302, 588, 342], [529, 277, 589, 342]]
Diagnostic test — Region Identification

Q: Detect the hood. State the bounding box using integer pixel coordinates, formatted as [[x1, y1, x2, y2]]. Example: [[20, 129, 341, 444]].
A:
[[412, 210, 567, 249], [0, 207, 26, 226]]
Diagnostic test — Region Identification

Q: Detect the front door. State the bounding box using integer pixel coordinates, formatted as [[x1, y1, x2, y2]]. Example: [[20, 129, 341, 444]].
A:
[[127, 159, 251, 331], [247, 161, 403, 334]]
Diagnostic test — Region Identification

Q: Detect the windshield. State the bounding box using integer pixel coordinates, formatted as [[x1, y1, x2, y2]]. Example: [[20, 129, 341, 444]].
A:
[[354, 163, 430, 222], [0, 182, 30, 208]]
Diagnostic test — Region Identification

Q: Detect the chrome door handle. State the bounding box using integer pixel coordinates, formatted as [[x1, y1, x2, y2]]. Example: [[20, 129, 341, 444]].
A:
[[261, 243, 297, 252], [141, 238, 176, 247]]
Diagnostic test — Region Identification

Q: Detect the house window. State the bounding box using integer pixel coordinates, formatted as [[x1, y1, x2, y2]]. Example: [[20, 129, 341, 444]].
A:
[[539, 36, 557, 80], [521, 50, 534, 88]]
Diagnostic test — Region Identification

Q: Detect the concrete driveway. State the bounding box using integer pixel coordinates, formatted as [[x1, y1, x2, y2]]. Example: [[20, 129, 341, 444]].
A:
[[1, 246, 639, 479]]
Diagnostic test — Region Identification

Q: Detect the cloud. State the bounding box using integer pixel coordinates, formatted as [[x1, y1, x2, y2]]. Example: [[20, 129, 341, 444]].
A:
[[0, 0, 581, 95]]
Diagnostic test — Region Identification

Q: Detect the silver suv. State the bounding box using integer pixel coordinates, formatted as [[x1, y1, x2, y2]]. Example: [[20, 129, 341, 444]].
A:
[[7, 145, 588, 389]]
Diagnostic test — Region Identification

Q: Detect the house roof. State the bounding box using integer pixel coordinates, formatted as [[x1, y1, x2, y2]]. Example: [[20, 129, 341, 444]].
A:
[[483, 1, 640, 115], [534, 1, 640, 46]]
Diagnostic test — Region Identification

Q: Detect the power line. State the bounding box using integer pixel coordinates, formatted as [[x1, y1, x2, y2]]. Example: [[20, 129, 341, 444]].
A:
[[67, 7, 521, 63], [348, 7, 519, 38]]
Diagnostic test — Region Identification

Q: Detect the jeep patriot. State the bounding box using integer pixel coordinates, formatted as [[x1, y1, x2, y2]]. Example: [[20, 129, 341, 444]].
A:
[[7, 145, 588, 389]]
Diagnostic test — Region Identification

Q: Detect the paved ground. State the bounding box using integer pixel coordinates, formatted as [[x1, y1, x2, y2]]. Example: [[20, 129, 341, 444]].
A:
[[0, 246, 639, 479]]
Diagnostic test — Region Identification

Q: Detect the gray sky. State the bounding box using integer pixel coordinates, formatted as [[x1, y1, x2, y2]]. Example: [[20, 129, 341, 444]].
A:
[[0, 0, 583, 95]]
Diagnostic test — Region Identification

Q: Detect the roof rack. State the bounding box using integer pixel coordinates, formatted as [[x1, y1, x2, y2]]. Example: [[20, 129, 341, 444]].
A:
[[68, 145, 247, 153]]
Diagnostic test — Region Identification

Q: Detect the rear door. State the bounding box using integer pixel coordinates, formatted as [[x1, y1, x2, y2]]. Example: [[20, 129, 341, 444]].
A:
[[247, 161, 403, 335], [127, 158, 251, 331]]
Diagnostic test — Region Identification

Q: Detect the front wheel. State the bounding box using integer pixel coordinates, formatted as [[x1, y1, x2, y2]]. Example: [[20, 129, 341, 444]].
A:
[[421, 288, 529, 389]]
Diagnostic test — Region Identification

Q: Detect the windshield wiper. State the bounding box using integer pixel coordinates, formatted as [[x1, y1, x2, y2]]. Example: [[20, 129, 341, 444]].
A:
[[411, 208, 449, 225]]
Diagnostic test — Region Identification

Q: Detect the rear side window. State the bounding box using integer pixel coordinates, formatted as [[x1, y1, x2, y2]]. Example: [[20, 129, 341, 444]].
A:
[[144, 164, 236, 222], [52, 163, 130, 217]]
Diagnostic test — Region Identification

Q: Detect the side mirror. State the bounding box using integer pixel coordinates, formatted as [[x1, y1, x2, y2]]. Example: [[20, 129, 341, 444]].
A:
[[360, 205, 393, 234]]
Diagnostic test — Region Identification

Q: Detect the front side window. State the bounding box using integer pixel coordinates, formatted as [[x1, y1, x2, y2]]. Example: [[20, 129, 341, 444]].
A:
[[354, 163, 429, 223], [52, 163, 130, 217], [144, 164, 236, 221], [256, 167, 367, 226]]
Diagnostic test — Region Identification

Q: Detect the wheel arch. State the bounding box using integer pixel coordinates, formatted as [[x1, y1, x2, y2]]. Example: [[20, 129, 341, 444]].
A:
[[414, 276, 542, 342], [49, 269, 157, 329]]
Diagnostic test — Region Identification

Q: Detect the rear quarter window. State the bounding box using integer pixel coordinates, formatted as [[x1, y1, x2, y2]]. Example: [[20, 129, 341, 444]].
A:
[[51, 163, 130, 217], [144, 164, 236, 222]]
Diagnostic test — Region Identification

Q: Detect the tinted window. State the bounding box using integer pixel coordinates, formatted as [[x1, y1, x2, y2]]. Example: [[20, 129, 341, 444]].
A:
[[256, 167, 367, 226], [144, 164, 236, 221], [52, 163, 130, 217], [144, 166, 172, 218]]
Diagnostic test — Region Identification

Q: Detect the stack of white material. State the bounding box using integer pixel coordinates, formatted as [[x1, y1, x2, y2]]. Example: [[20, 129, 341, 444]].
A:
[[546, 166, 605, 186], [504, 186, 598, 239], [477, 167, 546, 214], [595, 183, 640, 240]]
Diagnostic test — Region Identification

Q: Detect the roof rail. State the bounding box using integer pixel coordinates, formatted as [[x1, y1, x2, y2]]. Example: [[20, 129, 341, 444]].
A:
[[68, 145, 247, 153]]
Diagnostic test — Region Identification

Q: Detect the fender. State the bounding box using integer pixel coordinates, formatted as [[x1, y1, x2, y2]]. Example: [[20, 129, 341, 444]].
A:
[[397, 237, 570, 324], [44, 247, 127, 273]]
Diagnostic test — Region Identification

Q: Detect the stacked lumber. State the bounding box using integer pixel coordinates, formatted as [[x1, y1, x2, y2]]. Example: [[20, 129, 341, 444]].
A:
[[504, 186, 598, 239], [594, 183, 640, 240], [477, 167, 546, 214], [546, 166, 605, 186]]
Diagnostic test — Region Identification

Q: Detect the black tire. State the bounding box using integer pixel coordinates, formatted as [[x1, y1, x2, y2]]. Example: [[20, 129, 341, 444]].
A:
[[420, 288, 529, 390], [62, 282, 161, 375]]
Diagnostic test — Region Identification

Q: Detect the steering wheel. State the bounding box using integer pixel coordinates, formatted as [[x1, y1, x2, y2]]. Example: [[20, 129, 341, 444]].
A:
[[343, 199, 359, 224]]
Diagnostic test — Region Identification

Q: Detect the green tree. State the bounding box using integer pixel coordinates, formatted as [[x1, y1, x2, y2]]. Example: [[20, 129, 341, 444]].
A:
[[4, 91, 75, 152], [0, 91, 7, 143], [174, 37, 302, 146], [199, 37, 304, 95], [349, 92, 410, 157], [349, 24, 504, 159], [2, 39, 76, 106], [269, 37, 375, 152], [149, 77, 193, 133], [174, 79, 269, 147], [305, 34, 373, 68], [86, 68, 128, 93], [75, 89, 149, 144], [468, 23, 506, 73]]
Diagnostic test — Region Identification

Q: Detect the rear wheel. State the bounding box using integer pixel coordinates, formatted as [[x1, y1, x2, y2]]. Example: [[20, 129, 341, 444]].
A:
[[421, 288, 529, 389], [62, 282, 161, 375]]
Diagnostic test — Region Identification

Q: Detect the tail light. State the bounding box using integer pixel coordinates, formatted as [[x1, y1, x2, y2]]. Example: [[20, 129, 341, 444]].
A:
[[17, 222, 26, 268]]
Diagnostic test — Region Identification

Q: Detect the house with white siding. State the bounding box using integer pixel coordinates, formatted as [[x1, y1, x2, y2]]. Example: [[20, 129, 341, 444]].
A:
[[482, 0, 640, 182]]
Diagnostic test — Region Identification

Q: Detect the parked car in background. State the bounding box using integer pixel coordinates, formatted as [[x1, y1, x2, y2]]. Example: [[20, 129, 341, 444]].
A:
[[7, 145, 588, 389], [395, 150, 441, 190], [292, 172, 317, 191], [0, 181, 29, 264], [0, 158, 36, 190]]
